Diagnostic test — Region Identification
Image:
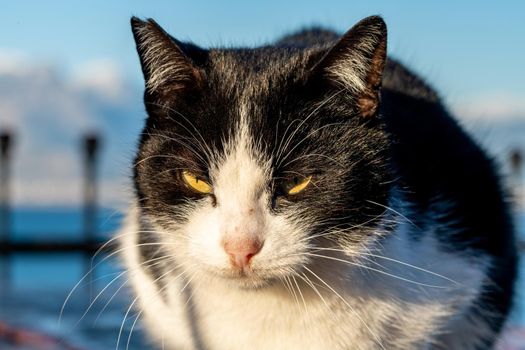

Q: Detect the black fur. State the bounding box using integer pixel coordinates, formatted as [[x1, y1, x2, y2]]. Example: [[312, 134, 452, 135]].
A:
[[381, 65, 517, 341]]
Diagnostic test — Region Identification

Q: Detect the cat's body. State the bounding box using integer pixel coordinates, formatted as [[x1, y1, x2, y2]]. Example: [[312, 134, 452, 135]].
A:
[[119, 16, 516, 349]]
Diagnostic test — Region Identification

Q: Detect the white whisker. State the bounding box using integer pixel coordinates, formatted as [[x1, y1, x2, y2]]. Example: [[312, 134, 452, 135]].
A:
[[303, 266, 386, 350], [305, 252, 449, 289]]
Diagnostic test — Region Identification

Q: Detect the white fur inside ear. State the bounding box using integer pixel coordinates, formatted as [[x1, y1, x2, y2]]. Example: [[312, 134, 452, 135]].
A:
[[324, 26, 385, 94], [134, 23, 193, 92], [327, 61, 366, 93]]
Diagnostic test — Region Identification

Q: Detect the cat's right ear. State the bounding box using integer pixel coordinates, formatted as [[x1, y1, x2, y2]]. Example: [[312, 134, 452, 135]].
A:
[[131, 17, 205, 99], [309, 16, 387, 119]]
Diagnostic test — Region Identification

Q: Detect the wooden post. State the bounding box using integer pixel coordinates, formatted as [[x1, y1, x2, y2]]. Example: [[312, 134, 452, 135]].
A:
[[0, 132, 13, 289], [83, 134, 100, 290]]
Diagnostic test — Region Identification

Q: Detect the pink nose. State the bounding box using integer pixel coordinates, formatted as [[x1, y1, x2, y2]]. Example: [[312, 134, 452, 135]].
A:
[[223, 238, 263, 269]]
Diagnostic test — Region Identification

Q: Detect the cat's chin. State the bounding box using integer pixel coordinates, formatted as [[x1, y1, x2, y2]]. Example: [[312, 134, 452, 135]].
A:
[[229, 278, 274, 290], [205, 270, 277, 290], [222, 274, 275, 290]]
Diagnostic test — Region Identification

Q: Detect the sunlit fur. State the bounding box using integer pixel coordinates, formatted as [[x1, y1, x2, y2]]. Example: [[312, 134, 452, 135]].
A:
[[117, 16, 517, 349]]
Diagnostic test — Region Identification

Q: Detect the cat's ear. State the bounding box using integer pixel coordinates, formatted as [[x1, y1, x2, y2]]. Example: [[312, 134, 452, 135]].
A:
[[312, 16, 387, 118], [130, 17, 204, 96]]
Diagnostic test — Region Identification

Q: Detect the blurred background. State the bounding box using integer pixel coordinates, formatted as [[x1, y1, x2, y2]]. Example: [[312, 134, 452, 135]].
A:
[[0, 1, 524, 349]]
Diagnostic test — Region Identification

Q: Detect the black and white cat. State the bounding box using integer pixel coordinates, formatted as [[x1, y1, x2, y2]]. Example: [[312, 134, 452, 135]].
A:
[[119, 15, 517, 349]]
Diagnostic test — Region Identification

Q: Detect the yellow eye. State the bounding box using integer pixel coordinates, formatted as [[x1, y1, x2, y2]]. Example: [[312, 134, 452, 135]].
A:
[[182, 171, 212, 194], [287, 176, 312, 195]]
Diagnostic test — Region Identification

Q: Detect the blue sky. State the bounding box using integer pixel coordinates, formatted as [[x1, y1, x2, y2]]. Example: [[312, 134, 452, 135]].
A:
[[2, 1, 524, 99], [0, 1, 524, 206]]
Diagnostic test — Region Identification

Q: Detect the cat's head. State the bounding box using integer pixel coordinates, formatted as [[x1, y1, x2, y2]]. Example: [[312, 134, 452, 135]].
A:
[[131, 16, 391, 289]]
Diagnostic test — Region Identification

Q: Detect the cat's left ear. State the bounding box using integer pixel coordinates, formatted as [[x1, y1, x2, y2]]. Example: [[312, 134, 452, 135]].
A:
[[312, 16, 387, 118]]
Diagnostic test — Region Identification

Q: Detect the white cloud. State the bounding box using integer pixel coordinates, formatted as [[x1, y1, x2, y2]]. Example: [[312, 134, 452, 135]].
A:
[[0, 49, 35, 76], [70, 59, 128, 101], [12, 176, 133, 209], [452, 92, 525, 121], [0, 50, 142, 207]]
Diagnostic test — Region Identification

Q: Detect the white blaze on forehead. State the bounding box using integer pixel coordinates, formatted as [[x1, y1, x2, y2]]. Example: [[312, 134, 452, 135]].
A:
[[212, 117, 269, 238]]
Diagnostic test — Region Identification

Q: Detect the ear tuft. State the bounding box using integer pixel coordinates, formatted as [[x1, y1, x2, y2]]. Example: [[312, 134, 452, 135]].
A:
[[315, 16, 387, 118], [130, 17, 201, 93]]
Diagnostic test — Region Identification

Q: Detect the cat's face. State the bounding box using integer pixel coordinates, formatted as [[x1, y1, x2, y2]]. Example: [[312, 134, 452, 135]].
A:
[[131, 16, 391, 288]]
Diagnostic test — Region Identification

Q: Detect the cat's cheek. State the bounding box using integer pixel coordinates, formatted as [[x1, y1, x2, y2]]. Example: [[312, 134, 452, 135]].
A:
[[262, 215, 311, 267], [182, 205, 231, 270]]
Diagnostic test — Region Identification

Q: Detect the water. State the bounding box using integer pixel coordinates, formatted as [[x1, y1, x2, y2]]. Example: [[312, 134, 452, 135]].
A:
[[0, 207, 150, 350], [10, 207, 122, 242], [1, 209, 525, 349]]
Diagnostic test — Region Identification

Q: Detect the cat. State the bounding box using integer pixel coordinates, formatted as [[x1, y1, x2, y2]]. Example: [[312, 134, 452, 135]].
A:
[[118, 15, 517, 349]]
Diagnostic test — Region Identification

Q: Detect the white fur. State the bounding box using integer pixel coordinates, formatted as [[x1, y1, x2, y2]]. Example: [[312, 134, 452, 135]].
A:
[[120, 204, 491, 350], [326, 25, 382, 94], [119, 122, 492, 349]]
